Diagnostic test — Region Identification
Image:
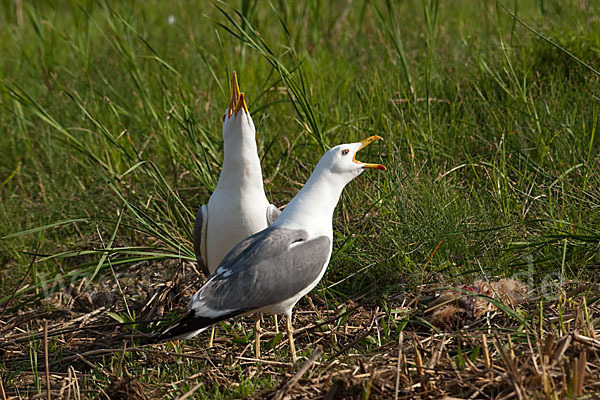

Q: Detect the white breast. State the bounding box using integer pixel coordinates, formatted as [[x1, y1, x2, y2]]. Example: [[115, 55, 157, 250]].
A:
[[205, 187, 270, 273]]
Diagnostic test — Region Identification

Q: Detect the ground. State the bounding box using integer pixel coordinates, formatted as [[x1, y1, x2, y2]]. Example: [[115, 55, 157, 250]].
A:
[[0, 264, 600, 399], [2, 260, 600, 398], [1, 0, 600, 398]]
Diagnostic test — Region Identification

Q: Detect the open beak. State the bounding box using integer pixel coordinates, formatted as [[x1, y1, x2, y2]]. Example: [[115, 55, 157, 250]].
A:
[[353, 136, 386, 170], [227, 71, 248, 118]]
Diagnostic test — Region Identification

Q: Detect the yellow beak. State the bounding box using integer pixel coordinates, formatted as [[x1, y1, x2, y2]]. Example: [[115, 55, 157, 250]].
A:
[[228, 71, 248, 118], [353, 136, 386, 170]]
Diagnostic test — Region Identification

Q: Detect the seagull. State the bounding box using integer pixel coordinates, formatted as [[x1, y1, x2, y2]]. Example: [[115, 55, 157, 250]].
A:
[[194, 72, 280, 351], [156, 136, 386, 361]]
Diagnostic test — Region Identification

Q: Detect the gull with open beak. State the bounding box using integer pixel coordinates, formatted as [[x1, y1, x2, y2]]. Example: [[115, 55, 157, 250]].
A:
[[155, 136, 386, 361], [193, 72, 280, 352]]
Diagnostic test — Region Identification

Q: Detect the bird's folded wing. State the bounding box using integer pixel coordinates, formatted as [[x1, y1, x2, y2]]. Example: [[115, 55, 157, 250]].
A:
[[193, 204, 210, 276], [189, 227, 331, 317], [151, 228, 331, 343], [266, 203, 281, 225]]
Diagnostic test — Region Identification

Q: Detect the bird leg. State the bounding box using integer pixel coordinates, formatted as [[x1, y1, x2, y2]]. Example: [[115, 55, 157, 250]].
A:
[[286, 315, 297, 362], [254, 314, 262, 359], [208, 325, 216, 348], [274, 315, 279, 334]]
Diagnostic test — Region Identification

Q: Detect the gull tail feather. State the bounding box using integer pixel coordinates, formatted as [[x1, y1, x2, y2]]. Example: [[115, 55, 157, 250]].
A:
[[144, 310, 245, 344]]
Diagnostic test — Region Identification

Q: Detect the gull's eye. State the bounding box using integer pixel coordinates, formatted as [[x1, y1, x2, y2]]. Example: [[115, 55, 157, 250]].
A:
[[341, 149, 350, 156]]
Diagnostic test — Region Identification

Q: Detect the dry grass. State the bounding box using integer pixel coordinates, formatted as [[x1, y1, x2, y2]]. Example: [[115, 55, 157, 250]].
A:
[[2, 262, 599, 399]]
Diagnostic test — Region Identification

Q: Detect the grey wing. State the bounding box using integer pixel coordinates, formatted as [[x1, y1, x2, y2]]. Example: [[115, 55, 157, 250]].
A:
[[192, 204, 210, 276], [190, 227, 331, 316], [266, 204, 281, 225]]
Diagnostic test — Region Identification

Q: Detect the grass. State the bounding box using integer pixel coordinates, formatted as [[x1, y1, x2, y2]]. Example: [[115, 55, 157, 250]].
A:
[[1, 0, 599, 398]]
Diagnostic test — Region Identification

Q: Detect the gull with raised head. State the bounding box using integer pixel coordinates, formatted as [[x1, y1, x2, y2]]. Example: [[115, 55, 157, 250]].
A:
[[194, 72, 280, 350]]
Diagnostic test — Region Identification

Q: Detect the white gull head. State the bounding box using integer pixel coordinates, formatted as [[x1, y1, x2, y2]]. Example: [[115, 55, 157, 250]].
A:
[[216, 72, 263, 192], [221, 72, 256, 146], [273, 136, 386, 237]]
